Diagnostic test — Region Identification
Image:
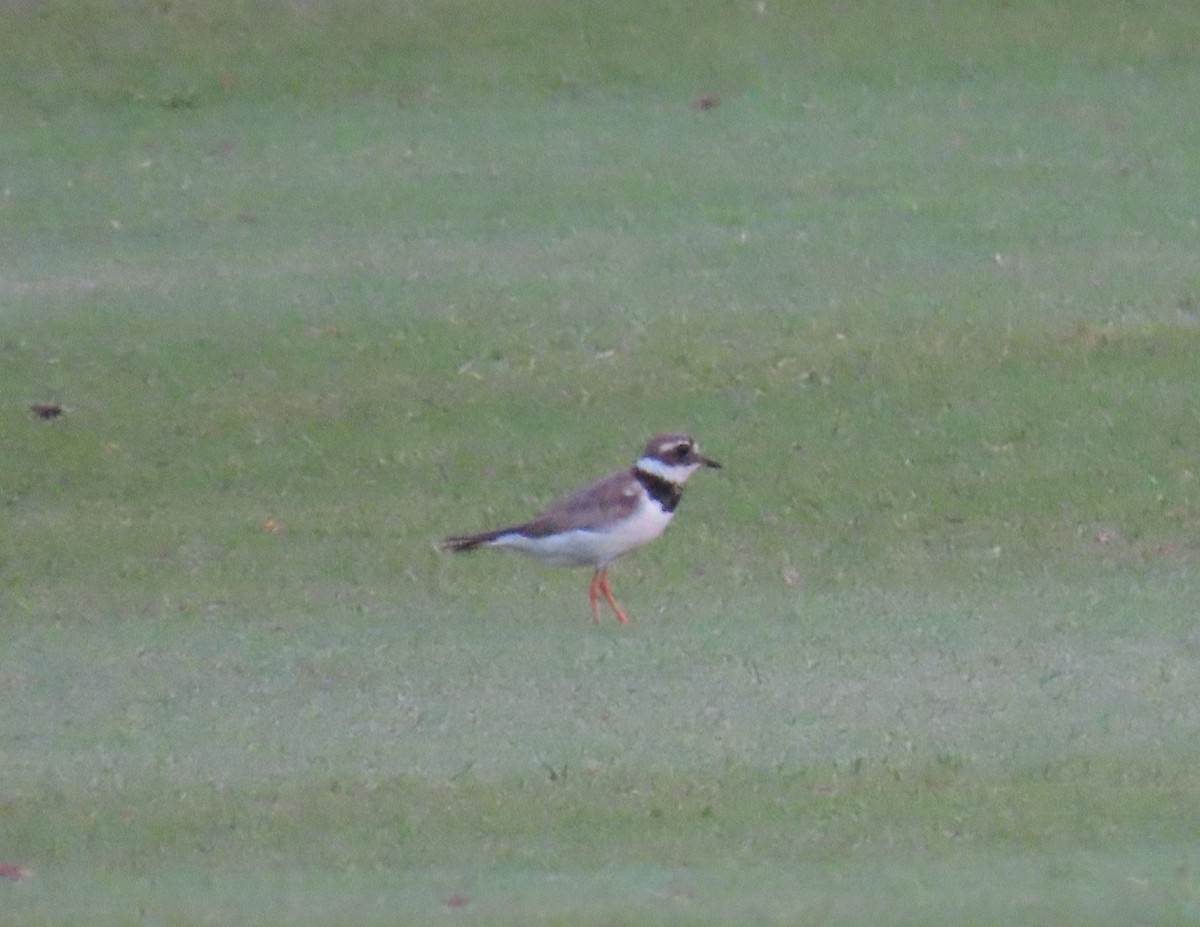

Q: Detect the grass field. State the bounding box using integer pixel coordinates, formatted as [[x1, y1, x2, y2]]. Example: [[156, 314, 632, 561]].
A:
[[3, 1, 1200, 923]]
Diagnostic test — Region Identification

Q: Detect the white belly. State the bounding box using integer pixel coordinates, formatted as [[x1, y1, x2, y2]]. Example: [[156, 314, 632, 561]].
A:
[[490, 498, 674, 568]]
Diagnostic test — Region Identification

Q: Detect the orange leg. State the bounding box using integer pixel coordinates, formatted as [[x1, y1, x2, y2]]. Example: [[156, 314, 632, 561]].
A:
[[587, 570, 604, 624], [595, 567, 630, 625]]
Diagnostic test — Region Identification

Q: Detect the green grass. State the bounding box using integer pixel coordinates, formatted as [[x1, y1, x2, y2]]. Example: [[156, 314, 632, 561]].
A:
[[2, 0, 1200, 923]]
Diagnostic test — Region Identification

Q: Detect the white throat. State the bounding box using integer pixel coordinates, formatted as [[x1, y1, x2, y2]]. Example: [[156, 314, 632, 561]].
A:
[[635, 455, 700, 485]]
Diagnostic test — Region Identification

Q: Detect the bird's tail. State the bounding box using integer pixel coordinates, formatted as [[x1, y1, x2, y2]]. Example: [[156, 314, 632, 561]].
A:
[[439, 528, 508, 553]]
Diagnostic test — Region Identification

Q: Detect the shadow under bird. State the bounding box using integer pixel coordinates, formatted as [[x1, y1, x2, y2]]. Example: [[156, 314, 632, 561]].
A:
[[440, 433, 721, 624]]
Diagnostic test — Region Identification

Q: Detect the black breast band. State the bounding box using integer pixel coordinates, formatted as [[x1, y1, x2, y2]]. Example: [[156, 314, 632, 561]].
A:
[[634, 469, 683, 513]]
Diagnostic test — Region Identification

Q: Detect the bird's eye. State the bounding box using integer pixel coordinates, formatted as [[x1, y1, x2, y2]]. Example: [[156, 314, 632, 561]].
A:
[[674, 443, 691, 459]]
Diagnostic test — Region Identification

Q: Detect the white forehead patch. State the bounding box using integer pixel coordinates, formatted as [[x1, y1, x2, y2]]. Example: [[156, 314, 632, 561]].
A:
[[656, 438, 691, 457]]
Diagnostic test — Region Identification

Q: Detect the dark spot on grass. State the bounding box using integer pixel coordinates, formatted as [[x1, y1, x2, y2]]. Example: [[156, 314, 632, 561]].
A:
[[162, 91, 199, 110], [29, 402, 64, 419]]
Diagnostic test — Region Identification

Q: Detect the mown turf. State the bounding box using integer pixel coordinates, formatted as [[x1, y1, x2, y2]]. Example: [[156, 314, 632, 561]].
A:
[[2, 1, 1199, 924]]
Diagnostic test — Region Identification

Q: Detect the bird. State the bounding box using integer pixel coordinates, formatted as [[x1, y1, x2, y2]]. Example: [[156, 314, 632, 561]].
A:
[[440, 433, 721, 624]]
